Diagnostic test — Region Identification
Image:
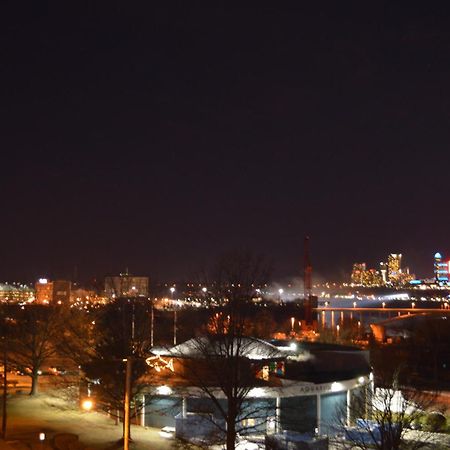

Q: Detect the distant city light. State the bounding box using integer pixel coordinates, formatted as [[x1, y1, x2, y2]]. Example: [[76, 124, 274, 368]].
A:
[[38, 278, 48, 284]]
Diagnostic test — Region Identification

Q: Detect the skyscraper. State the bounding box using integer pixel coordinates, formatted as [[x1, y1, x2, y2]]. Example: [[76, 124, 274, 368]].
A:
[[387, 254, 402, 283], [434, 252, 449, 284], [350, 263, 366, 285], [379, 262, 388, 285]]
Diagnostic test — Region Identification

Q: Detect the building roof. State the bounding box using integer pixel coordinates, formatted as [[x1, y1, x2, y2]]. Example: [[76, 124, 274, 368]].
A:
[[160, 336, 285, 360]]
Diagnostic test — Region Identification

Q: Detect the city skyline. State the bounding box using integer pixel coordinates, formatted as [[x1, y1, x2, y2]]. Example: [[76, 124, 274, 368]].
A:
[[2, 4, 450, 282], [1, 247, 448, 288]]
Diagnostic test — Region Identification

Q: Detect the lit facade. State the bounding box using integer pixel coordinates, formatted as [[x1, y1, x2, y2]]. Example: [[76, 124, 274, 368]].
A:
[[0, 283, 34, 303], [434, 252, 449, 284], [140, 339, 371, 439], [350, 263, 366, 285], [105, 273, 149, 299], [387, 253, 402, 284], [35, 279, 53, 304], [35, 278, 72, 304]]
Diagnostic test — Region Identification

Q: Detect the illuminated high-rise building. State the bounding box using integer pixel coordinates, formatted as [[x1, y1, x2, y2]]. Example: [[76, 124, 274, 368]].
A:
[[350, 263, 366, 285], [105, 272, 149, 299], [35, 278, 72, 304], [387, 254, 402, 283], [379, 262, 388, 285], [361, 269, 382, 287], [434, 252, 449, 284], [35, 278, 53, 304]]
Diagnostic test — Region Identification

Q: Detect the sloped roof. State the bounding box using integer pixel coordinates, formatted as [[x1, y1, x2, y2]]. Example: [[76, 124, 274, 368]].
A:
[[162, 336, 285, 360]]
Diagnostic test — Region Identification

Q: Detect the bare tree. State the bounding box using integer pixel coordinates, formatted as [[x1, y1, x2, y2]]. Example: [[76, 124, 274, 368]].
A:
[[174, 250, 275, 450], [79, 298, 151, 440], [8, 305, 63, 395], [337, 369, 437, 450]]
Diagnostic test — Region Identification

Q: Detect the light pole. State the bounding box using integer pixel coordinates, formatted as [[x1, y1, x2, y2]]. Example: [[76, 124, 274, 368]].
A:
[[2, 336, 7, 439], [170, 287, 177, 345], [278, 288, 284, 304], [123, 357, 132, 450], [150, 301, 154, 347]]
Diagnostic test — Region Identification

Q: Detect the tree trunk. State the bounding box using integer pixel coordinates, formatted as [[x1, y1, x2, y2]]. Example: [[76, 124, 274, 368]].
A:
[[30, 374, 39, 396], [226, 403, 237, 450]]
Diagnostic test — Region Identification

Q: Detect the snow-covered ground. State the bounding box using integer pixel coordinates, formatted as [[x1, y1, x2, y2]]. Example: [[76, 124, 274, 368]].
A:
[[1, 392, 174, 450]]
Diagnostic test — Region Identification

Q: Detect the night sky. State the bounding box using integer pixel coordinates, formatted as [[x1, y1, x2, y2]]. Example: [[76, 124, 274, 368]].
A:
[[1, 2, 450, 283]]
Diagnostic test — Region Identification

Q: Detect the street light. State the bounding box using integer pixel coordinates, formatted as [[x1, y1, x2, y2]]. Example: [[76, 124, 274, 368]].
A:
[[170, 287, 177, 346], [81, 398, 94, 411]]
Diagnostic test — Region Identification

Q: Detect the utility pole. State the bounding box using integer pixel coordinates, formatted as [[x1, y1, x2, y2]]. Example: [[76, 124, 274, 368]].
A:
[[304, 236, 313, 325], [173, 309, 177, 346], [123, 357, 132, 450], [304, 235, 312, 299], [2, 338, 7, 439], [150, 303, 154, 347]]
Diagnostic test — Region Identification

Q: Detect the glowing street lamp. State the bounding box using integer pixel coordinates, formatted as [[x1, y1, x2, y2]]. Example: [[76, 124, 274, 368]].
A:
[[411, 302, 416, 309], [81, 398, 94, 411], [353, 302, 356, 308], [291, 317, 295, 332], [382, 302, 386, 309]]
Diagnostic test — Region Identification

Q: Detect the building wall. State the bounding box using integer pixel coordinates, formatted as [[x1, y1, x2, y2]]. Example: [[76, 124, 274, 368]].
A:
[[105, 275, 149, 298], [0, 283, 34, 303], [53, 280, 71, 304], [35, 281, 53, 304]]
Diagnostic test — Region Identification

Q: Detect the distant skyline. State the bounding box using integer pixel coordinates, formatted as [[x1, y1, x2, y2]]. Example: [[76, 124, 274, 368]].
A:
[[1, 3, 450, 283]]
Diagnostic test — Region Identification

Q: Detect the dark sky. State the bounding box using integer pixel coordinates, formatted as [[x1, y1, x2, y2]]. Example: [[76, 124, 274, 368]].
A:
[[1, 2, 450, 283]]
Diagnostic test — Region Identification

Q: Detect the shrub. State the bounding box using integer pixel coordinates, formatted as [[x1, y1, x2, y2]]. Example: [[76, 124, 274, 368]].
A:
[[424, 412, 446, 432]]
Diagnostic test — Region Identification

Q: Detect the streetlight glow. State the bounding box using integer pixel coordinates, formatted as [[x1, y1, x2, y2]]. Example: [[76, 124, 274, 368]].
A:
[[81, 399, 94, 411]]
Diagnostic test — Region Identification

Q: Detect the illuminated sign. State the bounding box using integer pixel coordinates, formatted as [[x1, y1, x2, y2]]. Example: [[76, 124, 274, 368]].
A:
[[145, 355, 175, 373]]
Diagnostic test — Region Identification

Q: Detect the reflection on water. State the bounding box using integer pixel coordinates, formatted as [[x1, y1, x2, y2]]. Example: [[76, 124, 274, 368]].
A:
[[318, 296, 414, 331]]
